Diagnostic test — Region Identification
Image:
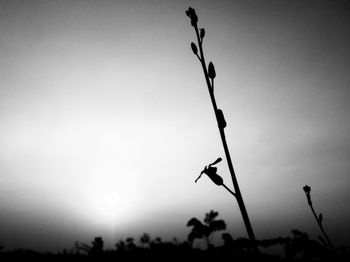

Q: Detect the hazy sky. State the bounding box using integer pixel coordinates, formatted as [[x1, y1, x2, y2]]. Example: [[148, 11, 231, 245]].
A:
[[1, 0, 350, 252]]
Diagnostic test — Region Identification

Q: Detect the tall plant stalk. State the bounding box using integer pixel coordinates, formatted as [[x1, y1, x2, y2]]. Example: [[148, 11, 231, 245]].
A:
[[303, 185, 335, 251], [186, 7, 259, 254]]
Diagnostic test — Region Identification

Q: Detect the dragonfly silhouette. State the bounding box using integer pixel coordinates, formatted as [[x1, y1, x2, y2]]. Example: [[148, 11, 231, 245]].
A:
[[195, 157, 236, 197]]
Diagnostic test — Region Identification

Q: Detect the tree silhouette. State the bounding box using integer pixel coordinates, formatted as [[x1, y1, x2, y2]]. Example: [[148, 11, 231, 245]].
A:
[[187, 210, 226, 249], [140, 233, 151, 248], [115, 239, 126, 252], [126, 237, 136, 250], [78, 236, 104, 256], [91, 237, 104, 255]]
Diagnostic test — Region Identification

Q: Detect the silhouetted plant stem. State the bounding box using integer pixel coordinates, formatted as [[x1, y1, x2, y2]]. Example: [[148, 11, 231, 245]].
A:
[[186, 7, 260, 255], [310, 204, 335, 250], [303, 185, 336, 251], [222, 183, 236, 197]]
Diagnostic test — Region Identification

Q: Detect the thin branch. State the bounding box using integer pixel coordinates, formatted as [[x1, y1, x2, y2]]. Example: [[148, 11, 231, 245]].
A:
[[222, 183, 236, 198], [309, 203, 335, 250]]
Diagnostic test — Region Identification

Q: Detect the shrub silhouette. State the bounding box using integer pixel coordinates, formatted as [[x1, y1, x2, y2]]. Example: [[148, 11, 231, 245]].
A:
[[115, 239, 126, 252], [91, 237, 104, 255], [283, 229, 329, 259], [140, 233, 151, 248], [78, 236, 104, 256], [187, 210, 226, 249], [221, 233, 254, 254], [126, 237, 136, 250]]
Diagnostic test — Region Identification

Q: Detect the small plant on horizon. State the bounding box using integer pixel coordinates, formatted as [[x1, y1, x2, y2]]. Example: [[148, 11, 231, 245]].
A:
[[186, 210, 226, 249], [79, 237, 104, 256], [115, 239, 126, 251], [303, 185, 335, 251], [140, 233, 151, 248], [284, 230, 315, 259], [126, 237, 136, 250], [154, 237, 162, 244]]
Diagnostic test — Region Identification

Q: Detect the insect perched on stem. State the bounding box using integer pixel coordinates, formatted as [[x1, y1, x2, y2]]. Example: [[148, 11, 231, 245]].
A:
[[196, 158, 236, 197], [195, 157, 223, 185]]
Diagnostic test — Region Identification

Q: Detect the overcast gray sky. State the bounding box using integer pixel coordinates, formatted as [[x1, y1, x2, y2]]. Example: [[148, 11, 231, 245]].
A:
[[0, 0, 350, 251]]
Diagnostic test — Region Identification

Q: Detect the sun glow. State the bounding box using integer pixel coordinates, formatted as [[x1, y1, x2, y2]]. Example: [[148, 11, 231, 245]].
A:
[[82, 177, 141, 228], [92, 191, 129, 220]]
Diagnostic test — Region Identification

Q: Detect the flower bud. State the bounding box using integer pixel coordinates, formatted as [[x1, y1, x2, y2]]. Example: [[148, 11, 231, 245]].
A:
[[191, 42, 198, 55], [186, 7, 198, 27], [217, 109, 227, 129], [200, 28, 205, 39], [319, 213, 323, 223], [303, 185, 312, 205], [303, 185, 311, 194], [208, 62, 216, 79], [208, 173, 223, 186]]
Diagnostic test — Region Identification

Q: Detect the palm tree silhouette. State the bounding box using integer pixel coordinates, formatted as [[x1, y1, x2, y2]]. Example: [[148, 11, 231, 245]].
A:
[[187, 210, 226, 249]]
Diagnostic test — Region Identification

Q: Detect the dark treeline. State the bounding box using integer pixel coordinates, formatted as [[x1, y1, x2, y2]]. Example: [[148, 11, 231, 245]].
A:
[[0, 210, 349, 261]]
